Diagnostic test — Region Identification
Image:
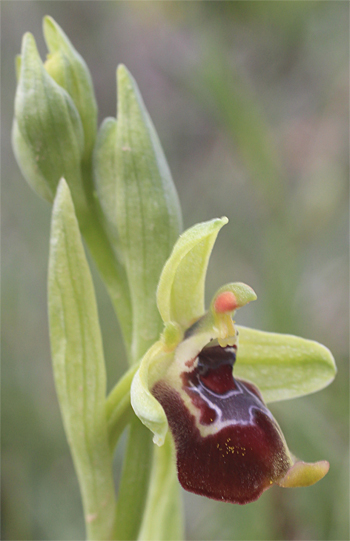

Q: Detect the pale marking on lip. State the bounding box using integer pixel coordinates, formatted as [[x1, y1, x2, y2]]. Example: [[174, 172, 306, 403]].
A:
[[183, 377, 274, 438]]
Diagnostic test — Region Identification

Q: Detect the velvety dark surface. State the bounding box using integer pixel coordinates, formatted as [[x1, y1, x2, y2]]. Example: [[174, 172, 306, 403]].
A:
[[153, 345, 290, 504]]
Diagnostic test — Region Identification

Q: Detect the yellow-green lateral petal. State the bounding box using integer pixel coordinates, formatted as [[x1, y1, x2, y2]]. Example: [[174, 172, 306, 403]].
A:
[[235, 326, 337, 403], [131, 342, 174, 446], [157, 217, 228, 329]]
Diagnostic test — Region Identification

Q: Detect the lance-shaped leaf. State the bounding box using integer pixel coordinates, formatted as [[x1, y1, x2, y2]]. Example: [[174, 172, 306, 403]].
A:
[[114, 65, 182, 363], [13, 33, 87, 217], [234, 326, 337, 403], [48, 179, 116, 540], [157, 217, 228, 328], [43, 16, 97, 159]]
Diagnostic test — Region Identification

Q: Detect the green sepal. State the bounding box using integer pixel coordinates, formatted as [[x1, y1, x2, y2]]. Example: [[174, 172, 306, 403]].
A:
[[13, 33, 87, 217], [115, 65, 183, 363], [131, 342, 173, 446], [157, 217, 228, 329], [43, 16, 97, 159], [48, 178, 116, 540], [235, 326, 337, 403]]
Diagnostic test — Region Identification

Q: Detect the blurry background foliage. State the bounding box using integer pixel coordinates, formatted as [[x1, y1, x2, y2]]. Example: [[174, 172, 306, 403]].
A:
[[1, 2, 348, 540]]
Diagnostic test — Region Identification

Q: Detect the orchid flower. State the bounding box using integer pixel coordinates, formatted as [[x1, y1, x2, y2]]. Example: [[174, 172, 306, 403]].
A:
[[131, 217, 336, 504], [12, 16, 338, 537]]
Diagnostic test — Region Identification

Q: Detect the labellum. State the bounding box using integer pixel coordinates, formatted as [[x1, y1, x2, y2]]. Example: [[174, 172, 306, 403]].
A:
[[153, 341, 292, 504]]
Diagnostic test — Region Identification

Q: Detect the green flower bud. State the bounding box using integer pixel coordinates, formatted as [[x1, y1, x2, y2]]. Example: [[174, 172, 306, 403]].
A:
[[12, 32, 88, 218], [43, 16, 97, 160]]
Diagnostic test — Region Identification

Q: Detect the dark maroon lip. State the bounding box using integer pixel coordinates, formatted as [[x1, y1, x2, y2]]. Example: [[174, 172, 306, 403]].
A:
[[152, 344, 291, 505]]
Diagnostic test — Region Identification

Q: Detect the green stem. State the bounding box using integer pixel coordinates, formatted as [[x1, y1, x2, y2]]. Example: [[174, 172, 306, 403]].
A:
[[113, 417, 154, 540], [138, 434, 184, 541]]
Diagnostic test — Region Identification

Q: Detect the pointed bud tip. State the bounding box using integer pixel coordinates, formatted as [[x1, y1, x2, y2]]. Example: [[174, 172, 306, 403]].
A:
[[117, 63, 132, 85], [43, 15, 56, 43], [219, 216, 229, 226], [43, 15, 54, 29], [21, 32, 37, 53], [43, 16, 70, 53], [19, 32, 43, 71], [43, 14, 54, 25]]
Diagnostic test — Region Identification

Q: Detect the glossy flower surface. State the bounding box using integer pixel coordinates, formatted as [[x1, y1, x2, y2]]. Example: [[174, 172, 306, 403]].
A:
[[131, 218, 336, 504]]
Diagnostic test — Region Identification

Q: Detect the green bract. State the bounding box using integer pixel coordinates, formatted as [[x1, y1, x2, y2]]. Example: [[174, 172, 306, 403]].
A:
[[94, 65, 183, 363]]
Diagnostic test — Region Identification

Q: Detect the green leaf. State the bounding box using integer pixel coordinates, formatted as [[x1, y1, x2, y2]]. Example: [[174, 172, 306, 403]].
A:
[[157, 217, 228, 329], [43, 16, 97, 159], [13, 33, 87, 216], [138, 434, 184, 541], [235, 326, 337, 403], [48, 179, 116, 540], [114, 64, 183, 363]]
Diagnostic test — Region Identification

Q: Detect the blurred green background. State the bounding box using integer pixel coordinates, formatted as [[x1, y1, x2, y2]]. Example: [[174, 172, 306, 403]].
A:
[[2, 2, 349, 540]]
